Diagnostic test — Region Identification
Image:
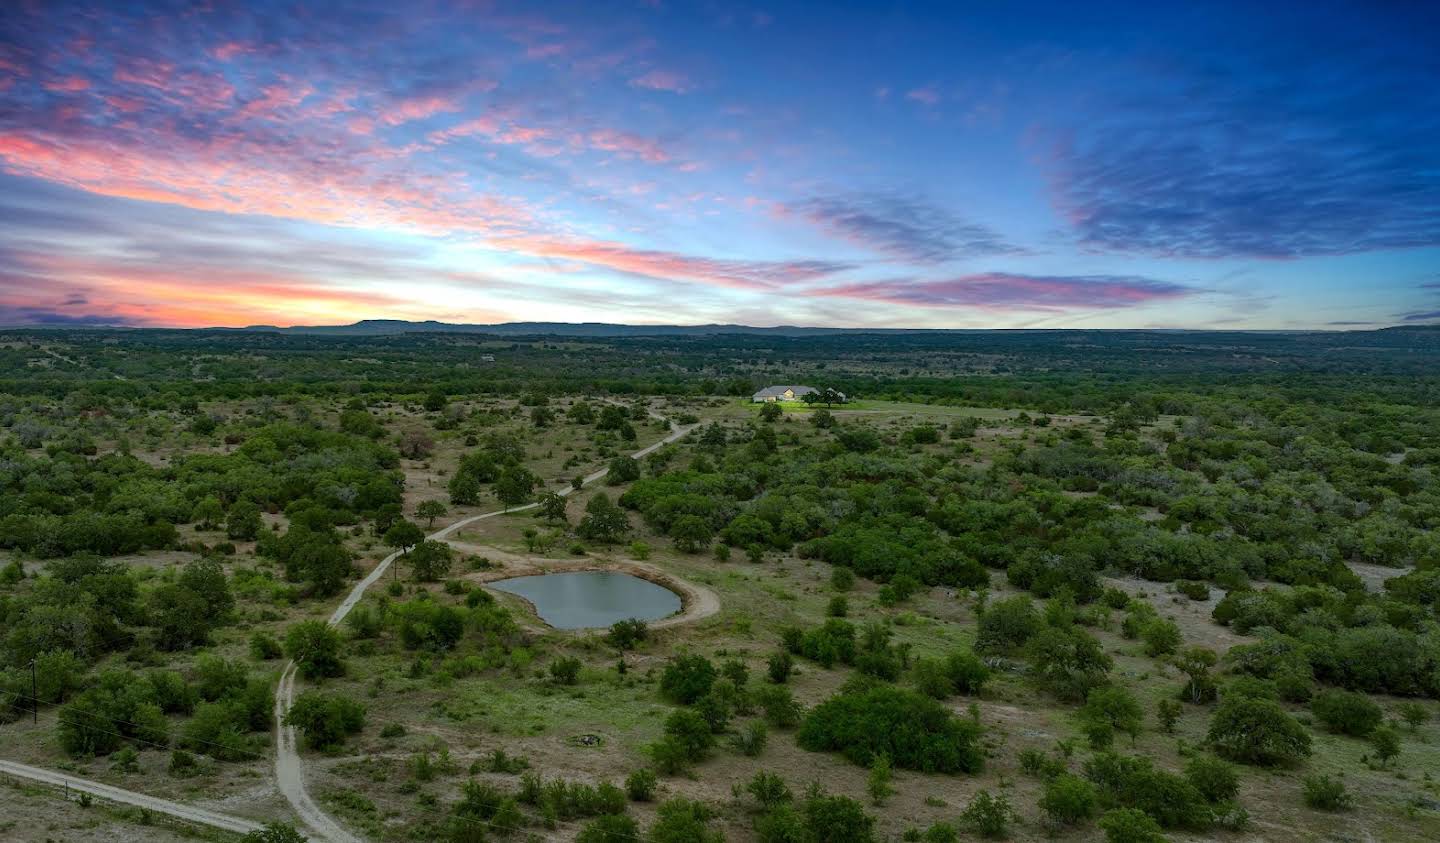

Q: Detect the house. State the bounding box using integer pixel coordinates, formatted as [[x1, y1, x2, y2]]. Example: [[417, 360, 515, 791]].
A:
[[751, 385, 845, 403]]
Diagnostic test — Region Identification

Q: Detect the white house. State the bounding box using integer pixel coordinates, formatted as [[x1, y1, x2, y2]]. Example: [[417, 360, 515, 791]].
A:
[[751, 385, 845, 403]]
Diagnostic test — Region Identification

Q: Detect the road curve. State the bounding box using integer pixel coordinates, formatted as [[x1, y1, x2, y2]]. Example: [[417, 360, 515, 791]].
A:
[[0, 759, 263, 836], [275, 412, 696, 842]]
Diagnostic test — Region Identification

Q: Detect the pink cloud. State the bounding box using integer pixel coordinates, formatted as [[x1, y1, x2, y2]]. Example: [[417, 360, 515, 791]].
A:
[[587, 128, 671, 163], [210, 41, 254, 61], [525, 43, 567, 59], [380, 94, 465, 126], [239, 82, 314, 118], [810, 273, 1193, 312], [43, 76, 91, 93], [630, 70, 692, 94]]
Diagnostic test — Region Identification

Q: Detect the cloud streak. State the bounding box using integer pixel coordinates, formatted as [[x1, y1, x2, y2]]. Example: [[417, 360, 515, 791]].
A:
[[779, 192, 1023, 263], [811, 273, 1194, 312]]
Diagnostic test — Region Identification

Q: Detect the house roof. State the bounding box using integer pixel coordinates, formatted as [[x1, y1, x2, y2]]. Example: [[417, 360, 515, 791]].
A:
[[752, 385, 819, 398]]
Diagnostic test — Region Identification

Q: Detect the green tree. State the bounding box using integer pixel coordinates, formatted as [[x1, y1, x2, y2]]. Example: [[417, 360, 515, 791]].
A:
[[578, 493, 630, 543], [1040, 774, 1098, 826], [416, 500, 447, 528], [384, 520, 425, 556], [1098, 808, 1167, 843], [285, 620, 345, 680], [495, 466, 538, 509], [226, 500, 262, 541], [538, 491, 568, 523], [1207, 696, 1312, 766], [284, 690, 365, 750]]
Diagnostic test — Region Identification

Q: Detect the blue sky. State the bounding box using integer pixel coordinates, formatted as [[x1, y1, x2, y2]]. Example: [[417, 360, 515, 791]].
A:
[[0, 0, 1437, 328]]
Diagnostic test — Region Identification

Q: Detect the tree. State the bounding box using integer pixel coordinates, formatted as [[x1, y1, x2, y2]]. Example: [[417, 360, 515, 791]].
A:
[[226, 501, 262, 541], [810, 408, 835, 429], [149, 584, 214, 650], [1174, 646, 1219, 704], [1026, 626, 1113, 702], [448, 471, 481, 505], [660, 655, 716, 704], [538, 491, 568, 524], [285, 620, 345, 680], [1156, 699, 1182, 734], [669, 515, 713, 553], [495, 466, 538, 509], [960, 791, 1015, 840], [607, 455, 641, 485], [408, 540, 454, 582], [798, 684, 984, 773], [192, 496, 225, 530], [416, 500, 447, 528], [1207, 696, 1312, 766], [759, 402, 783, 422], [578, 493, 629, 543], [384, 520, 425, 555]]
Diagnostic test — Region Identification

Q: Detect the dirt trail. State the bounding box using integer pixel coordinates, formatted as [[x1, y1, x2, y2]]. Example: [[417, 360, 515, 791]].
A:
[[0, 759, 263, 836], [274, 409, 696, 842]]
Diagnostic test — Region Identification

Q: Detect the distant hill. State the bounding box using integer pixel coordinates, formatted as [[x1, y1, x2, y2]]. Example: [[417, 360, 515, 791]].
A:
[[222, 319, 911, 337]]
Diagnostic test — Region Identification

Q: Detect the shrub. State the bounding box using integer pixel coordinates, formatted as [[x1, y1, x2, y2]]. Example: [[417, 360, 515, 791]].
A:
[[607, 618, 649, 651], [754, 685, 803, 729], [1141, 619, 1182, 657], [767, 651, 794, 684], [1177, 580, 1209, 601], [1302, 774, 1350, 811], [746, 771, 792, 809], [1310, 689, 1382, 737], [960, 790, 1015, 839], [831, 566, 855, 591], [912, 658, 955, 699], [803, 791, 877, 842], [648, 797, 724, 843], [578, 814, 640, 843], [659, 655, 716, 704], [249, 632, 283, 660], [732, 720, 768, 757], [1207, 697, 1312, 766], [1098, 808, 1166, 843], [944, 649, 991, 695], [1156, 699, 1182, 734], [1080, 687, 1144, 747], [625, 767, 657, 801], [798, 684, 984, 773], [1184, 755, 1239, 803], [283, 691, 365, 750], [1019, 748, 1066, 781], [977, 596, 1041, 653], [1040, 774, 1098, 826], [550, 656, 582, 685], [1026, 626, 1113, 702], [1083, 753, 1210, 829], [1369, 724, 1401, 766], [827, 595, 849, 617]]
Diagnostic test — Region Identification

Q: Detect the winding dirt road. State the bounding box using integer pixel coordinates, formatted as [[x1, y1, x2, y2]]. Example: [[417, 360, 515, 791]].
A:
[[0, 759, 263, 835], [274, 410, 696, 841]]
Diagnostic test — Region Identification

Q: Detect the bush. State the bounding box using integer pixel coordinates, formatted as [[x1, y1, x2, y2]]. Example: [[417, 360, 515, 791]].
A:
[[1040, 774, 1098, 826], [1207, 697, 1312, 766], [1083, 753, 1209, 830], [1183, 755, 1239, 804], [1302, 774, 1350, 811], [944, 649, 991, 695], [577, 814, 641, 843], [754, 685, 803, 729], [977, 596, 1041, 653], [648, 797, 724, 843], [283, 691, 365, 750], [960, 790, 1015, 839], [1098, 808, 1167, 843], [659, 655, 716, 704], [625, 767, 657, 801], [803, 791, 877, 842], [607, 618, 649, 651], [798, 684, 984, 773], [732, 720, 768, 757], [1141, 619, 1182, 657], [1310, 689, 1382, 737], [550, 656, 582, 685], [249, 632, 283, 660], [767, 651, 793, 684], [1026, 626, 1113, 702]]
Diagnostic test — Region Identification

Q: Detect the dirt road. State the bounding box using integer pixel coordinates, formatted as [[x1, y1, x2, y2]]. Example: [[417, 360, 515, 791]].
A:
[[0, 759, 263, 836]]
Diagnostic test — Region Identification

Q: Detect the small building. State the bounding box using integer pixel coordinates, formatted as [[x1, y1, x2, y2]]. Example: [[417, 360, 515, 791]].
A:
[[751, 385, 845, 403]]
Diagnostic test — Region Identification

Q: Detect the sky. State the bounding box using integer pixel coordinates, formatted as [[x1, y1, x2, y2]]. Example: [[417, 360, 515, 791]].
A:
[[1, 0, 1438, 330]]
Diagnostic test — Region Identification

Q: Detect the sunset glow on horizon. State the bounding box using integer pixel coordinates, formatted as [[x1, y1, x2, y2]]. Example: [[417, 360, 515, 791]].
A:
[[2, 1, 1438, 330]]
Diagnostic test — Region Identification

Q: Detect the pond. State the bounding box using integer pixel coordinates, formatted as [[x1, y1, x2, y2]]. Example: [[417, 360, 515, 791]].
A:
[[489, 571, 682, 630]]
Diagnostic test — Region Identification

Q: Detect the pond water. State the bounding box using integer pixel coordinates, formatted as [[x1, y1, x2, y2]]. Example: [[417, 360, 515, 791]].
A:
[[489, 571, 682, 629]]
